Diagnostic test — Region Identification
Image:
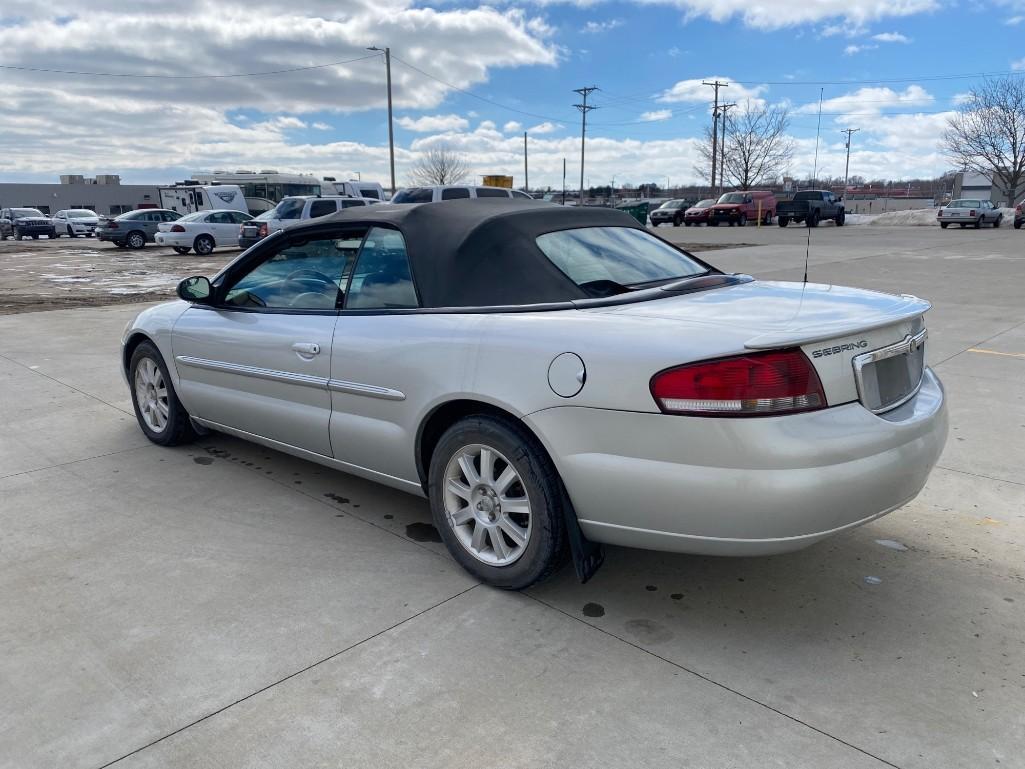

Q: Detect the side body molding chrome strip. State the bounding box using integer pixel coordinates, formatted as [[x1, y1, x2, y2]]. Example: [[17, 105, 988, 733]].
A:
[[175, 355, 405, 401]]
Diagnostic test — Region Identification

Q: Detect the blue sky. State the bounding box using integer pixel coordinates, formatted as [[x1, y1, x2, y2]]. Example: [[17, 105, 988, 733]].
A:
[[0, 1, 1021, 188]]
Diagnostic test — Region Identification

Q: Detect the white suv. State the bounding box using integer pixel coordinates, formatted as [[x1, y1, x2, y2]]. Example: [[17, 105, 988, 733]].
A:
[[391, 185, 535, 203], [238, 195, 377, 249]]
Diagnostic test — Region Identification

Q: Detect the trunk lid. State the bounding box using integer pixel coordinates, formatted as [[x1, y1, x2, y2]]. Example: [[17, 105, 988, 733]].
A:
[[588, 279, 930, 410]]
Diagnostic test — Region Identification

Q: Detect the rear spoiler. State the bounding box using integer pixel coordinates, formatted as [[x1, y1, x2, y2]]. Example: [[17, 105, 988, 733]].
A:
[[745, 294, 931, 350]]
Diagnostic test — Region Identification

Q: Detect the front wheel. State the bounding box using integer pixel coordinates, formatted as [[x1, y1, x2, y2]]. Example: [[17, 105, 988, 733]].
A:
[[835, 211, 845, 226], [428, 415, 567, 589], [67, 226, 77, 238], [129, 342, 198, 446], [940, 222, 949, 229], [738, 214, 747, 227], [778, 217, 789, 227], [993, 215, 1002, 228], [1014, 219, 1023, 230]]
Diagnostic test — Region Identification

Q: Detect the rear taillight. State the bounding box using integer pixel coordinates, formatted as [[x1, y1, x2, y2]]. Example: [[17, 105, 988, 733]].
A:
[[108, 221, 119, 229], [650, 349, 826, 417], [258, 223, 268, 237], [170, 224, 186, 232], [969, 209, 976, 217]]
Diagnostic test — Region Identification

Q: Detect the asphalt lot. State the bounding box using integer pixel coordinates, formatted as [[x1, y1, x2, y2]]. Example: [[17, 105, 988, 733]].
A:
[[1, 223, 1023, 768]]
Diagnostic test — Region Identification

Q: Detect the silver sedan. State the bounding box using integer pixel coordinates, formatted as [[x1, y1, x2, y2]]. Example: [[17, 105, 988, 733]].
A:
[[121, 200, 947, 588], [937, 199, 1003, 228]]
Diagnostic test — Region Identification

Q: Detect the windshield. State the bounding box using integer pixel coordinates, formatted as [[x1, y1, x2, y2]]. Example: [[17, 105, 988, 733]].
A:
[[536, 227, 707, 295], [793, 191, 822, 201], [67, 210, 96, 218], [273, 198, 306, 220], [948, 199, 981, 208], [718, 193, 745, 204], [13, 208, 44, 218], [659, 199, 684, 209], [392, 188, 433, 204], [692, 199, 715, 209], [178, 211, 207, 222]]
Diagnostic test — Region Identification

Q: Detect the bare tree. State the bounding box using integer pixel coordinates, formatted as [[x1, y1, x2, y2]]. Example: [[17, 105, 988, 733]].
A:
[[408, 147, 469, 186], [694, 102, 793, 190], [944, 76, 1025, 205]]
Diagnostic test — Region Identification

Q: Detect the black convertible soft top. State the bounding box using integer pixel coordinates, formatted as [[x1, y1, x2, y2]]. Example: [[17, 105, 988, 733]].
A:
[[313, 199, 647, 308]]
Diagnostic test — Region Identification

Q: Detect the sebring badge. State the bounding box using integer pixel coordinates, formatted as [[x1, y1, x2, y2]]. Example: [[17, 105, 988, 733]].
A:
[[811, 340, 869, 358]]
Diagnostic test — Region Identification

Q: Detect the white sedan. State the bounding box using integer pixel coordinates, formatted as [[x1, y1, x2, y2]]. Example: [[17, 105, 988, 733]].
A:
[[52, 209, 101, 238], [155, 209, 253, 255], [121, 200, 947, 588]]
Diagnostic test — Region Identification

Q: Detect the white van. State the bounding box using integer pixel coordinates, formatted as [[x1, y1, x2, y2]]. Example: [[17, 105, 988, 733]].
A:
[[158, 184, 248, 215], [391, 185, 535, 203], [237, 195, 378, 249], [328, 180, 387, 201]]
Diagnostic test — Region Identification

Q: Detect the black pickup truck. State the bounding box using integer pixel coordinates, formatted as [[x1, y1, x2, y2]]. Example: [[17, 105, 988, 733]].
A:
[[777, 190, 845, 227]]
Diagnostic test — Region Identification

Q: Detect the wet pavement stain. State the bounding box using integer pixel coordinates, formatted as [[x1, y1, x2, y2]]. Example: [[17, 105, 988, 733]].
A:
[[670, 593, 684, 600], [405, 522, 442, 542], [323, 493, 349, 504], [383, 514, 394, 520], [192, 456, 214, 465], [582, 602, 606, 618], [624, 619, 674, 644], [645, 585, 657, 592]]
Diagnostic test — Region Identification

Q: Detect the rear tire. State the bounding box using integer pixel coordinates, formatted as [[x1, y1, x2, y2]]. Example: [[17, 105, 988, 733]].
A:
[[31, 234, 39, 240], [940, 222, 949, 229], [1014, 219, 1023, 230], [127, 230, 146, 249], [428, 415, 568, 589], [778, 217, 789, 227], [129, 341, 198, 447], [194, 234, 215, 255], [807, 210, 820, 228], [974, 218, 982, 229], [173, 246, 191, 255]]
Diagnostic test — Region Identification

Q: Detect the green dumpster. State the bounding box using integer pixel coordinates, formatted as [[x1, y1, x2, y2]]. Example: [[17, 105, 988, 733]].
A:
[[616, 201, 650, 225]]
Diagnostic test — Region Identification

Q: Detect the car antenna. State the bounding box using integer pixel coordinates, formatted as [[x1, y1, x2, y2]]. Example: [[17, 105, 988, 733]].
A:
[[805, 87, 824, 285]]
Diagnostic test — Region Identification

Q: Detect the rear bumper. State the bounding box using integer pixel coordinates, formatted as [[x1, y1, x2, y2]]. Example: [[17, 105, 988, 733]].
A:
[[155, 232, 191, 247], [525, 368, 947, 556], [238, 235, 263, 250]]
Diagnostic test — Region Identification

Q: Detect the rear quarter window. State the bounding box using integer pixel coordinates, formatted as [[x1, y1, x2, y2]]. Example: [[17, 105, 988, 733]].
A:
[[475, 187, 510, 198]]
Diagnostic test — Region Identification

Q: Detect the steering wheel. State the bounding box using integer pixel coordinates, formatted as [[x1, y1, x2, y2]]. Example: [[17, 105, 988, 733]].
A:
[[286, 268, 335, 285]]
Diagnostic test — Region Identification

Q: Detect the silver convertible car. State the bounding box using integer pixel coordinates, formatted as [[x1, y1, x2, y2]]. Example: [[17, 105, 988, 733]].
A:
[[122, 200, 948, 588]]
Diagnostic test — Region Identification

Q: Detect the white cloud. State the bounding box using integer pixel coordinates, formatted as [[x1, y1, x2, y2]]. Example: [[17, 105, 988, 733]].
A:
[[1014, 57, 1025, 71], [872, 31, 910, 43], [798, 85, 933, 116], [397, 114, 470, 132], [844, 43, 877, 55], [951, 92, 972, 106], [657, 76, 766, 105], [581, 19, 623, 33], [640, 109, 672, 122], [312, 121, 332, 130], [1006, 15, 1024, 25], [528, 121, 562, 134], [627, 0, 938, 31], [504, 121, 523, 133], [667, 46, 682, 57]]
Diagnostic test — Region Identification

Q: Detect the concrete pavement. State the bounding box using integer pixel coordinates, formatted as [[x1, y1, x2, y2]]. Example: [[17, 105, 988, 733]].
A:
[[1, 225, 1023, 768]]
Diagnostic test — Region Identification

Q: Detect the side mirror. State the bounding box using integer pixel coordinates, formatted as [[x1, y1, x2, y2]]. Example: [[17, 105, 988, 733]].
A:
[[177, 276, 213, 303]]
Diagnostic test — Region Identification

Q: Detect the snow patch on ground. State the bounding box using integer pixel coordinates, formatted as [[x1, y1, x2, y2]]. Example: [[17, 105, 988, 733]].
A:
[[846, 207, 1016, 227]]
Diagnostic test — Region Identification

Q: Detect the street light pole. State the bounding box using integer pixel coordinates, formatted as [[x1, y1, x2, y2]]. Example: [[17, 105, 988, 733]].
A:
[[367, 46, 396, 196], [841, 128, 859, 191]]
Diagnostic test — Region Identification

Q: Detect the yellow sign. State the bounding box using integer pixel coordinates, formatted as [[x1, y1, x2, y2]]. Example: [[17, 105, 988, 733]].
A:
[[482, 175, 513, 189]]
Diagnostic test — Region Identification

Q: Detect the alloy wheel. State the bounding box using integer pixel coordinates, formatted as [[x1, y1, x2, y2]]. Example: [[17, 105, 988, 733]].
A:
[[443, 443, 532, 566], [134, 357, 169, 433]]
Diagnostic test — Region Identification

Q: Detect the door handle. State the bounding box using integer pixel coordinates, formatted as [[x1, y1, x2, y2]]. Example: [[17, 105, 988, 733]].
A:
[[292, 342, 321, 356]]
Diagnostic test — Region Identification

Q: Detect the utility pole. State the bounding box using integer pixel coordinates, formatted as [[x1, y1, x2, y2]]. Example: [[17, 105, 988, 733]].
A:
[[573, 86, 598, 205], [562, 158, 567, 205], [703, 80, 728, 191], [367, 47, 396, 196], [840, 128, 859, 191], [523, 131, 529, 193], [718, 102, 736, 194]]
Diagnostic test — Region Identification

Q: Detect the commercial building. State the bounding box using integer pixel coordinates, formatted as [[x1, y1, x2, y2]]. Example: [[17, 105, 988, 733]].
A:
[[0, 176, 160, 216]]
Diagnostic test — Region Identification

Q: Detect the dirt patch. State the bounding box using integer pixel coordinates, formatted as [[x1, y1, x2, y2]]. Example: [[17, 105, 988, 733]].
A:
[[0, 237, 237, 315]]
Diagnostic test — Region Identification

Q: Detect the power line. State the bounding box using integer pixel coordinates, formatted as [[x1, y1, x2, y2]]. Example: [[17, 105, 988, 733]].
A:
[[0, 52, 383, 79]]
